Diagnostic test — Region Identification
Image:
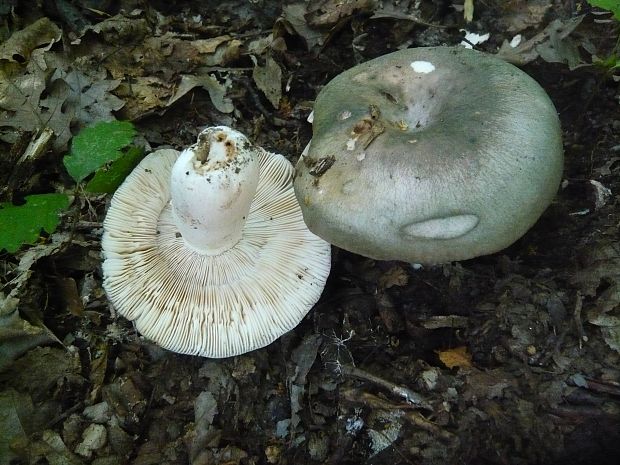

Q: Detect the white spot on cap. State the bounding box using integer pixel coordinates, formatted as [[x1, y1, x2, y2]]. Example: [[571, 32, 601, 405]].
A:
[[410, 61, 435, 73], [401, 214, 479, 240], [356, 152, 366, 161], [307, 111, 314, 123], [339, 110, 352, 120], [346, 137, 357, 151]]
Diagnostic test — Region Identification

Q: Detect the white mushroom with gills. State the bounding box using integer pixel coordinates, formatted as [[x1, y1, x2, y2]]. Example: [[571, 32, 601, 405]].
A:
[[294, 46, 564, 264], [102, 126, 331, 358]]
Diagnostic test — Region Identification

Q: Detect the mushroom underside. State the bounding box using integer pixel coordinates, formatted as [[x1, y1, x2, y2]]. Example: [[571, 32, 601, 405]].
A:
[[103, 148, 331, 357]]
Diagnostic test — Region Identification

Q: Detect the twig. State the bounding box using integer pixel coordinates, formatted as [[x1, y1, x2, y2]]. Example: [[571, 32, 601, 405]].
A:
[[73, 221, 103, 231], [404, 410, 456, 442], [46, 401, 85, 428], [573, 292, 588, 348], [341, 389, 454, 442], [341, 364, 431, 409], [549, 405, 619, 422], [573, 377, 620, 398]]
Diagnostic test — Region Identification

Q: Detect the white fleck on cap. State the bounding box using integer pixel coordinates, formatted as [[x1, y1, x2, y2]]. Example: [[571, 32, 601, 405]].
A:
[[102, 127, 331, 358]]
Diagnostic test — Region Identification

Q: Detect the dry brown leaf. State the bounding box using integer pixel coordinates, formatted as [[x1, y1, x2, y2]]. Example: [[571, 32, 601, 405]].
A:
[[0, 17, 61, 64], [0, 307, 58, 372], [571, 240, 620, 297], [500, 0, 551, 33], [89, 343, 109, 398], [82, 15, 149, 45], [280, 4, 326, 49], [497, 16, 584, 67], [55, 277, 84, 317], [0, 53, 47, 144], [247, 34, 288, 55], [193, 35, 235, 54], [167, 73, 234, 114], [0, 388, 36, 463], [137, 34, 241, 76], [306, 0, 377, 28], [463, 369, 515, 401], [378, 265, 409, 289], [251, 55, 282, 109], [46, 66, 124, 134], [588, 309, 620, 354], [437, 346, 472, 369], [115, 76, 172, 120], [0, 50, 124, 150], [193, 37, 242, 67]]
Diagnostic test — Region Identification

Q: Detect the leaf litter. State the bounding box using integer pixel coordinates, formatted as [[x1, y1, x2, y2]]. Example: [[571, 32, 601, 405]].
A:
[[0, 1, 620, 464]]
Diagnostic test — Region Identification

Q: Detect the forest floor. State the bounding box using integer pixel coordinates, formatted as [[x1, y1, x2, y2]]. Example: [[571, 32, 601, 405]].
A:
[[1, 1, 619, 464]]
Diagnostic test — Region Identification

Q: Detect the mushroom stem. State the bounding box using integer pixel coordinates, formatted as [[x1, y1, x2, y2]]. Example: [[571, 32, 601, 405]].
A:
[[170, 126, 260, 255]]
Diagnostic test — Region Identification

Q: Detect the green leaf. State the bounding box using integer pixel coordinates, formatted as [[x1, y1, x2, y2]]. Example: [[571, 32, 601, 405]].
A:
[[595, 54, 620, 70], [63, 120, 137, 183], [85, 146, 145, 193], [587, 0, 620, 20], [0, 194, 70, 253]]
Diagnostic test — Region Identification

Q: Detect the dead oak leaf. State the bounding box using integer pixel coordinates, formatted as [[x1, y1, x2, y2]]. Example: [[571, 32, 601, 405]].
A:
[[115, 76, 173, 120], [306, 0, 377, 28], [437, 346, 473, 369], [0, 57, 48, 144], [499, 0, 551, 33], [0, 51, 124, 151], [81, 15, 149, 45], [280, 4, 326, 50], [48, 67, 124, 128], [141, 33, 242, 72], [588, 307, 620, 355], [167, 73, 233, 114], [251, 55, 282, 109], [497, 16, 584, 67], [378, 265, 409, 289], [0, 17, 61, 64]]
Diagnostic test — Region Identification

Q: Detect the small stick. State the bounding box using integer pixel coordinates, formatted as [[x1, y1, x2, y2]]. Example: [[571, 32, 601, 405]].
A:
[[573, 292, 588, 349], [341, 389, 454, 442], [341, 364, 431, 409], [404, 410, 456, 442], [73, 221, 104, 232]]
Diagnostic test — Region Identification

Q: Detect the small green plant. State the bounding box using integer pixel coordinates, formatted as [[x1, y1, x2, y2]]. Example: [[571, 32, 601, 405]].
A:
[[588, 1, 620, 70], [63, 120, 144, 193], [0, 194, 71, 253], [587, 1, 620, 20], [0, 120, 144, 253]]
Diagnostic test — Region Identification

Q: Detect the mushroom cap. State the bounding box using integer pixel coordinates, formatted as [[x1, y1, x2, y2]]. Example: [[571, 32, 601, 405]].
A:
[[102, 147, 331, 358], [294, 46, 563, 264]]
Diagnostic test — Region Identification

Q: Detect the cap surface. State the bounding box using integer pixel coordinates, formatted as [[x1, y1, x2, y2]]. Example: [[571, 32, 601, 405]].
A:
[[294, 46, 563, 264], [102, 147, 331, 358]]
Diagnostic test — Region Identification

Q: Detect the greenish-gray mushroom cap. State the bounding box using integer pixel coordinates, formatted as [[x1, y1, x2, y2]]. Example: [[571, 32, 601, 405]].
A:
[[293, 46, 563, 264]]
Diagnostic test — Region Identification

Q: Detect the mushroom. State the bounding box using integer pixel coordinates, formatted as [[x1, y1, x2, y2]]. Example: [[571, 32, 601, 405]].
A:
[[102, 126, 331, 358], [294, 46, 563, 264]]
